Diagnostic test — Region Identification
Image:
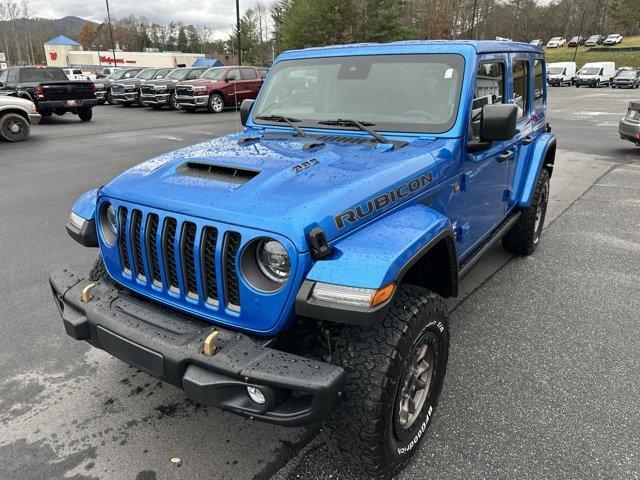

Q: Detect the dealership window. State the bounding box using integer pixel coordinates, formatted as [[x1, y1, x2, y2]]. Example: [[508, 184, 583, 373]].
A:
[[512, 60, 529, 117], [533, 59, 544, 109], [471, 61, 505, 137]]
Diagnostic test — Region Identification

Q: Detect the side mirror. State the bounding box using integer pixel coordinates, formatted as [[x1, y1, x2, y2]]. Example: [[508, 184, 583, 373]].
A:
[[480, 104, 517, 142], [240, 99, 254, 126]]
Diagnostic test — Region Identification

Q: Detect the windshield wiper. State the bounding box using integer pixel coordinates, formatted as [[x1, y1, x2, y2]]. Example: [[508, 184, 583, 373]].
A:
[[316, 119, 392, 145], [255, 114, 308, 137]]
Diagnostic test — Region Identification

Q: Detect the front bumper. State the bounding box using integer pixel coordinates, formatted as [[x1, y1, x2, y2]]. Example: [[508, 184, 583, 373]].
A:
[[141, 93, 169, 105], [177, 95, 208, 107], [37, 98, 98, 111], [613, 81, 635, 88], [49, 268, 345, 427], [95, 90, 106, 100], [112, 92, 139, 103], [28, 113, 41, 124], [575, 78, 599, 86]]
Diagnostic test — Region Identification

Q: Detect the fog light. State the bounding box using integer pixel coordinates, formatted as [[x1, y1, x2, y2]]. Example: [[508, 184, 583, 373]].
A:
[[246, 386, 266, 404]]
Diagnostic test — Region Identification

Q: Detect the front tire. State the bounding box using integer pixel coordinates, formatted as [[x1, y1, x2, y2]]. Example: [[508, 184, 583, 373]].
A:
[[105, 88, 114, 105], [169, 90, 179, 110], [207, 93, 224, 113], [323, 285, 449, 479], [78, 108, 93, 122], [0, 113, 30, 142], [502, 169, 550, 255]]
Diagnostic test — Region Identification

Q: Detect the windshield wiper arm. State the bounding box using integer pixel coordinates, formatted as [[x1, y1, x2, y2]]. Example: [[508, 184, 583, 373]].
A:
[[255, 115, 308, 137], [316, 119, 391, 145]]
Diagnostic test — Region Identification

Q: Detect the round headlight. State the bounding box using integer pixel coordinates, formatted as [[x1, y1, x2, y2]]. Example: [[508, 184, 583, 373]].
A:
[[106, 205, 117, 235], [100, 202, 118, 246], [256, 239, 290, 282]]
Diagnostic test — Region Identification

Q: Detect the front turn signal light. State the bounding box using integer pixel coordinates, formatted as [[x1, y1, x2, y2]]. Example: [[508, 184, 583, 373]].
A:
[[371, 283, 395, 307]]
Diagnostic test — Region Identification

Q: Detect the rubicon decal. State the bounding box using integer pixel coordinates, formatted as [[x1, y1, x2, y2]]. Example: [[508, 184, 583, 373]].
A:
[[334, 172, 434, 229]]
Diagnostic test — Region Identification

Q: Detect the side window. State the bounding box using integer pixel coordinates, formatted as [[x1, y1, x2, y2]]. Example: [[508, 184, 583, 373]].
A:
[[7, 68, 17, 85], [512, 60, 530, 118], [226, 69, 240, 81], [471, 61, 505, 138], [533, 59, 544, 109], [240, 68, 257, 80], [187, 70, 200, 80], [0, 69, 8, 85]]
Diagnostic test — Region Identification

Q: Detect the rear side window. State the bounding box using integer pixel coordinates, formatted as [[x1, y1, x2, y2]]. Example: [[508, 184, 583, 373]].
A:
[[227, 69, 240, 81], [240, 68, 257, 80], [471, 61, 505, 138], [512, 60, 530, 118], [533, 59, 544, 109]]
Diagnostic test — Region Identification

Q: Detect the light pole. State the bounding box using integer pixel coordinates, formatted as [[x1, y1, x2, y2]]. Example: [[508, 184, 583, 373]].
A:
[[236, 0, 242, 65], [105, 0, 118, 67]]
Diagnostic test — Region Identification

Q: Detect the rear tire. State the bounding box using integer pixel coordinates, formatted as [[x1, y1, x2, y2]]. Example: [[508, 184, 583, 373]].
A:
[[323, 285, 449, 479], [502, 169, 550, 255], [207, 93, 224, 113], [78, 108, 93, 122], [0, 113, 30, 142]]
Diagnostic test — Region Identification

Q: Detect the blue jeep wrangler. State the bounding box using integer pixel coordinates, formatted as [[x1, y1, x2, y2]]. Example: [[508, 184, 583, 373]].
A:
[[51, 41, 555, 478]]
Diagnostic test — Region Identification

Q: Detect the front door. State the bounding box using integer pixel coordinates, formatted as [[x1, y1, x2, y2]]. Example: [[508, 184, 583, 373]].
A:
[[449, 55, 518, 257]]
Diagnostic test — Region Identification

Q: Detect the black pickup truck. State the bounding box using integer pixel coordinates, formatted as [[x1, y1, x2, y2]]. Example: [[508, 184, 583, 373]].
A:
[[0, 66, 98, 122]]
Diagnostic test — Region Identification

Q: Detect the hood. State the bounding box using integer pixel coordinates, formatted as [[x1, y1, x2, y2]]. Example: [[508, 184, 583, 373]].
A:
[[179, 78, 219, 87], [101, 132, 442, 252], [115, 78, 143, 86], [0, 95, 34, 108], [144, 78, 178, 87]]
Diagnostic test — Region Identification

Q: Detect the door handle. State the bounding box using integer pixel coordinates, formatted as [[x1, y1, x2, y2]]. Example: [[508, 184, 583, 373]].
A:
[[522, 135, 534, 145], [497, 150, 514, 162]]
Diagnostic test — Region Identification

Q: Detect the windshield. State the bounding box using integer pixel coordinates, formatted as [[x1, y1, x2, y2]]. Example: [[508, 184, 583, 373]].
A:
[[580, 68, 601, 75], [587, 36, 599, 41], [252, 54, 465, 134], [167, 68, 188, 80], [607, 35, 618, 40], [154, 69, 173, 79], [136, 69, 158, 80], [618, 70, 636, 78], [550, 37, 561, 41], [202, 68, 226, 80], [547, 67, 565, 75], [109, 70, 127, 80], [18, 67, 67, 82]]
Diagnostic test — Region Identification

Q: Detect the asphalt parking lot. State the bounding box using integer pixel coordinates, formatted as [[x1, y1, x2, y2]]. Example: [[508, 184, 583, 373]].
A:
[[1, 87, 639, 480]]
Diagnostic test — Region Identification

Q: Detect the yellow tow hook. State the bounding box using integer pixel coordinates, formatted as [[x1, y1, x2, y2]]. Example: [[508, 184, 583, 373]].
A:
[[203, 330, 220, 356], [81, 283, 97, 303]]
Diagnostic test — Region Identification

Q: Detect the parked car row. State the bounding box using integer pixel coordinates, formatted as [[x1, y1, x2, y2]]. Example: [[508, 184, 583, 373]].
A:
[[547, 61, 639, 88], [97, 65, 268, 113], [536, 34, 623, 48]]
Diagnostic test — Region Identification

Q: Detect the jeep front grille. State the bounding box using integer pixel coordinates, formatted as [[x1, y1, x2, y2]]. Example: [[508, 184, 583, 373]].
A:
[[117, 207, 242, 310]]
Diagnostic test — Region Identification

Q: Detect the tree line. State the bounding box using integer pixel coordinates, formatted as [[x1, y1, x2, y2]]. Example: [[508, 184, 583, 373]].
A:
[[1, 0, 638, 67]]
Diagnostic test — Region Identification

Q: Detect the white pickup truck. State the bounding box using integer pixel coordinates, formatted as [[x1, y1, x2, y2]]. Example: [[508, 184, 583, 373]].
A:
[[0, 95, 41, 141], [63, 68, 97, 81]]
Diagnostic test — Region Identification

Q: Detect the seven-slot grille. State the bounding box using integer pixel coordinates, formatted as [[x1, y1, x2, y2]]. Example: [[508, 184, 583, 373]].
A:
[[140, 84, 156, 95], [176, 85, 193, 97], [117, 207, 242, 310]]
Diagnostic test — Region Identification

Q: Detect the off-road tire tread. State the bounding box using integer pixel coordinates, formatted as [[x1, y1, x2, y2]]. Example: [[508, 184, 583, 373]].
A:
[[502, 168, 550, 255], [323, 284, 449, 479], [89, 257, 107, 282]]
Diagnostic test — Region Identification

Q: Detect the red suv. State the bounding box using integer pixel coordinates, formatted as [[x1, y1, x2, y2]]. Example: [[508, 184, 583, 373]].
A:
[[175, 66, 263, 113]]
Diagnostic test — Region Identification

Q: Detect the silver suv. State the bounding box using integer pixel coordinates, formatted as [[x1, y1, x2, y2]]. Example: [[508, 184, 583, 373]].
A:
[[0, 95, 41, 142]]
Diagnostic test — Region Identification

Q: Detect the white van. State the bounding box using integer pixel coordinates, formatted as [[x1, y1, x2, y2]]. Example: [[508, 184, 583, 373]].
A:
[[547, 62, 576, 86], [575, 62, 615, 88]]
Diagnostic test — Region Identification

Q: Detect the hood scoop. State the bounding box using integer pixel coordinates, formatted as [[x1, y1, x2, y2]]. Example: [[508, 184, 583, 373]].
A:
[[176, 162, 259, 185]]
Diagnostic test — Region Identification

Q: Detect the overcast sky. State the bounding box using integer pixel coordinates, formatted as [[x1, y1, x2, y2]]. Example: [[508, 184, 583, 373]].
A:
[[29, 0, 270, 39]]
